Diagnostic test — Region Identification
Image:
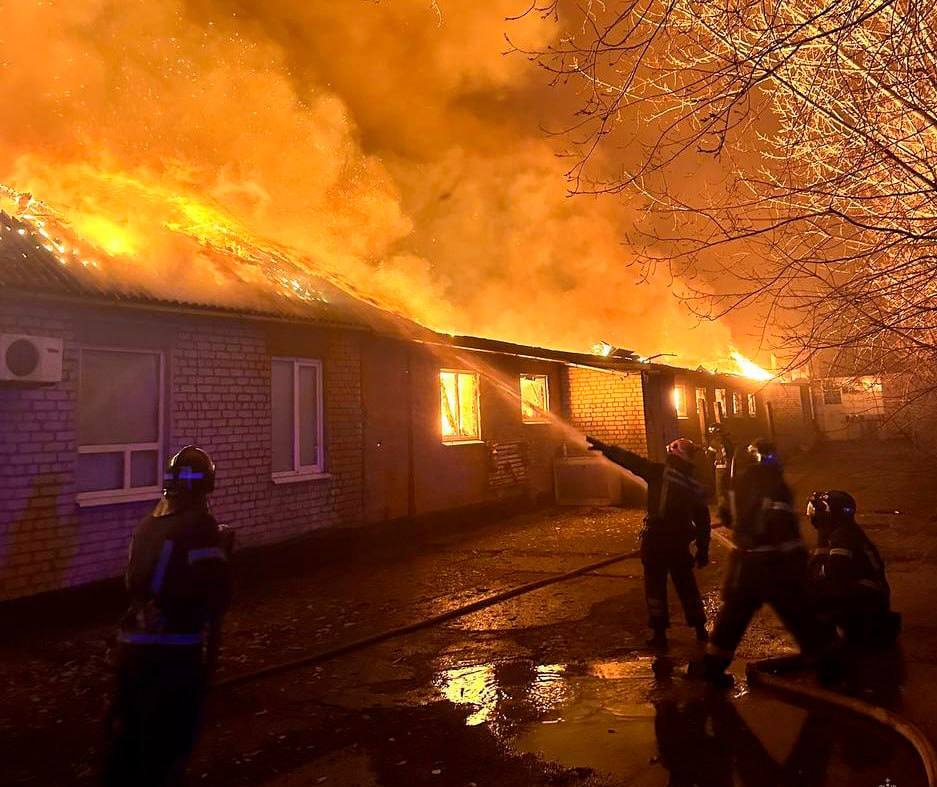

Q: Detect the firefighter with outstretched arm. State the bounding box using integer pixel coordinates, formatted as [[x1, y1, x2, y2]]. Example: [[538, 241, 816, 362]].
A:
[[103, 446, 233, 787], [692, 439, 836, 686], [587, 435, 710, 648]]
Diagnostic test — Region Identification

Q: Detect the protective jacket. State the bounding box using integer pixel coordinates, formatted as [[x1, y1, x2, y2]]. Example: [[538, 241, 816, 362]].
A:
[[591, 440, 711, 555], [120, 505, 231, 647], [725, 462, 802, 552], [808, 521, 890, 611]]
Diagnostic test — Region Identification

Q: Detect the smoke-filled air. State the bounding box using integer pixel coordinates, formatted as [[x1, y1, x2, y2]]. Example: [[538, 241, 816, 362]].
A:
[[0, 0, 753, 369]]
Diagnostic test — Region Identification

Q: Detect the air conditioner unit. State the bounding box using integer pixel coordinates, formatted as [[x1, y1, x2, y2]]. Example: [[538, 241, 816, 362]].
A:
[[0, 334, 63, 384]]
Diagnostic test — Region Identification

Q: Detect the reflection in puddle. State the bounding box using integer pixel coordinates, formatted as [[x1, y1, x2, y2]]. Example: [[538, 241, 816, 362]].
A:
[[589, 656, 655, 680], [529, 664, 568, 716], [434, 664, 499, 726], [431, 656, 924, 786]]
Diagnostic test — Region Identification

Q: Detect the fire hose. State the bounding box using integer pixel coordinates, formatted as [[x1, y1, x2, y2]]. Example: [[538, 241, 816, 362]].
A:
[[710, 526, 937, 786], [216, 527, 936, 786]]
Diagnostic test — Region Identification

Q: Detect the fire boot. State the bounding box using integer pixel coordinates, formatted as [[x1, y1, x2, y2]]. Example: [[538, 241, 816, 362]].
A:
[[687, 654, 734, 688]]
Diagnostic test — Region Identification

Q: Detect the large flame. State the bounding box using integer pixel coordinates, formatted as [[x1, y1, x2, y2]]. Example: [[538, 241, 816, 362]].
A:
[[729, 350, 774, 381], [0, 0, 767, 366]]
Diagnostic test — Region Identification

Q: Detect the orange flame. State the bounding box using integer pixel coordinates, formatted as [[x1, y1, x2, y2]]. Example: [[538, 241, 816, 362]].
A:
[[729, 350, 774, 381]]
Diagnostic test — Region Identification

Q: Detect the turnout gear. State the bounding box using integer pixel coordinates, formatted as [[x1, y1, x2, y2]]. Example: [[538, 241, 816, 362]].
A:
[[706, 425, 735, 518], [104, 446, 231, 787], [807, 490, 899, 646], [696, 442, 834, 684], [587, 436, 710, 639]]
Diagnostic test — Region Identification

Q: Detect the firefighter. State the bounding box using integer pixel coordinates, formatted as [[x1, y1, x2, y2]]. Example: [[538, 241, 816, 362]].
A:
[[587, 435, 710, 648], [104, 446, 232, 787], [705, 423, 734, 513], [691, 439, 834, 686], [806, 490, 900, 646]]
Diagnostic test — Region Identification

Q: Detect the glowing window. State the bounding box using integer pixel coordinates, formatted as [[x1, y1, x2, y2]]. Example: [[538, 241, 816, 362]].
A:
[[695, 387, 708, 419], [714, 389, 727, 421], [747, 393, 757, 417], [520, 374, 550, 423], [732, 392, 743, 416], [440, 370, 481, 442], [673, 384, 689, 419]]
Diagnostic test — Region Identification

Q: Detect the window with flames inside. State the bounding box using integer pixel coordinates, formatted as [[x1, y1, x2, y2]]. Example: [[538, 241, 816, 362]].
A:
[[440, 370, 481, 443], [520, 374, 550, 423]]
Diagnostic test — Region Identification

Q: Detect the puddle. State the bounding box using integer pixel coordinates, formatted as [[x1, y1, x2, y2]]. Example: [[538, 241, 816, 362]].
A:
[[432, 656, 926, 786]]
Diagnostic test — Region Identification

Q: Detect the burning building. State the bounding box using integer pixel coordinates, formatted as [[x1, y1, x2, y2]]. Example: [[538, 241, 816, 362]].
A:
[[0, 210, 815, 602]]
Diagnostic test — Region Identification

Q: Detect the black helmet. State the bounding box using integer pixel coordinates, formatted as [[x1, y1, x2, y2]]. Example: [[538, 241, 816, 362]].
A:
[[747, 438, 779, 466], [807, 490, 856, 528], [164, 445, 215, 499]]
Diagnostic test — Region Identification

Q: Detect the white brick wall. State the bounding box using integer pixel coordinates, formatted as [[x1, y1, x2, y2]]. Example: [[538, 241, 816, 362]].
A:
[[0, 297, 364, 601]]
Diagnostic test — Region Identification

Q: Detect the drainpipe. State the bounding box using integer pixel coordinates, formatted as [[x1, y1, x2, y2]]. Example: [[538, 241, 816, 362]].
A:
[[406, 344, 416, 519]]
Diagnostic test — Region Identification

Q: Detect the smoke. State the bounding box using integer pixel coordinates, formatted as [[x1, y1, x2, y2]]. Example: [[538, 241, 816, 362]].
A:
[[0, 0, 736, 364]]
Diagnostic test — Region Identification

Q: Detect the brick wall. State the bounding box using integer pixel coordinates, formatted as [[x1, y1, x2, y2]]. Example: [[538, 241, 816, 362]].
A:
[[764, 382, 816, 455], [564, 366, 648, 454], [0, 296, 364, 602]]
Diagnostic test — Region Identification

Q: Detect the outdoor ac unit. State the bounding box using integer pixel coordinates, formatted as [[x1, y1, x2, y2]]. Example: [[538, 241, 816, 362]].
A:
[[0, 334, 63, 384]]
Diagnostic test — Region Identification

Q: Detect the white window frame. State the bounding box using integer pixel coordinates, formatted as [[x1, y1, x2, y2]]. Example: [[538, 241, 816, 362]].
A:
[[673, 384, 689, 419], [271, 357, 327, 484], [76, 347, 164, 508], [747, 392, 757, 417], [714, 388, 727, 422], [732, 391, 744, 417], [520, 373, 550, 424], [440, 368, 482, 444]]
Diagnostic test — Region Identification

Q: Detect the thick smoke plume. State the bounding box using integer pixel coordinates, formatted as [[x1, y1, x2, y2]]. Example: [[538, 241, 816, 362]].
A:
[[0, 0, 737, 365]]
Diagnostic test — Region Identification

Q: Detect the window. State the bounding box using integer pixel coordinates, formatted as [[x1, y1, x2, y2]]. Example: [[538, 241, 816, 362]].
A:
[[714, 389, 727, 422], [520, 374, 550, 423], [77, 348, 163, 504], [440, 370, 481, 442], [732, 392, 743, 416], [747, 393, 757, 417], [822, 384, 843, 405], [272, 358, 324, 479], [695, 387, 708, 420], [673, 384, 689, 419]]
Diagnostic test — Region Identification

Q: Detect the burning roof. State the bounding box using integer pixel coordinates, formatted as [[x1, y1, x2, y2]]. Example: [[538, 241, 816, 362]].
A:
[[0, 209, 432, 337]]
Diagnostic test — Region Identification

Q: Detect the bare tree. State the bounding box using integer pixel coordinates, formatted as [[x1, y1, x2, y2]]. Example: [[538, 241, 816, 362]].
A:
[[513, 0, 937, 394]]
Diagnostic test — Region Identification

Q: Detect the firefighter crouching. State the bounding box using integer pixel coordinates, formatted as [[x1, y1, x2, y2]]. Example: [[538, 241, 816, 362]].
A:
[[692, 439, 836, 687], [104, 446, 233, 787], [587, 436, 710, 648], [806, 490, 900, 647]]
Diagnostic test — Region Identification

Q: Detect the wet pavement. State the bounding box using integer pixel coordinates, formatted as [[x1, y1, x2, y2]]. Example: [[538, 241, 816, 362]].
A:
[[3, 444, 935, 785]]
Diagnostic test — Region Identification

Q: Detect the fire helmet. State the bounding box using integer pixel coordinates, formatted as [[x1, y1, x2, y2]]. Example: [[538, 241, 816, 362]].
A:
[[666, 438, 699, 464], [807, 490, 857, 528], [164, 445, 215, 499], [746, 438, 779, 466]]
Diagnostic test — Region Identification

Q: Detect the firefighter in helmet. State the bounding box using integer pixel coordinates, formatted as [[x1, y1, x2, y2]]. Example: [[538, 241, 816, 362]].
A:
[[806, 490, 900, 646], [705, 423, 735, 514], [104, 446, 233, 787], [691, 439, 835, 686], [587, 435, 711, 648]]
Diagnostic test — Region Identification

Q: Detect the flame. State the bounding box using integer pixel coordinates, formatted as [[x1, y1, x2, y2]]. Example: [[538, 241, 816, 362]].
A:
[[730, 350, 774, 381]]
